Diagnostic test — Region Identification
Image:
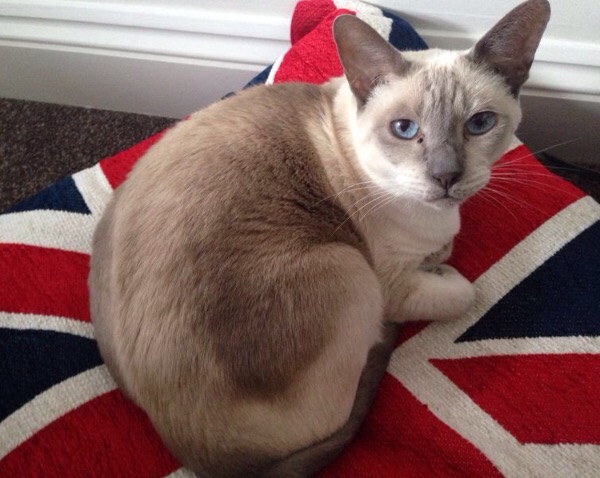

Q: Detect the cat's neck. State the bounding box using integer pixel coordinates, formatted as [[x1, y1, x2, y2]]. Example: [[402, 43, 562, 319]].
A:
[[342, 179, 461, 261]]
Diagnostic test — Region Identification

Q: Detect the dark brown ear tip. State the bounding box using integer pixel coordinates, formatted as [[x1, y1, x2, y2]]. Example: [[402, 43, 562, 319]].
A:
[[532, 0, 552, 33], [535, 0, 551, 20], [537, 0, 551, 13], [543, 1, 551, 23], [332, 14, 358, 35], [528, 0, 551, 18]]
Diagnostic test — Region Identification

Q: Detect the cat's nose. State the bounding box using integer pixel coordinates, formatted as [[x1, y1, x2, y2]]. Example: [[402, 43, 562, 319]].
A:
[[432, 171, 461, 190], [427, 147, 463, 191]]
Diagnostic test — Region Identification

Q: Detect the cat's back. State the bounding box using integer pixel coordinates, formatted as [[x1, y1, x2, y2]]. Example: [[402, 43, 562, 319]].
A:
[[90, 81, 382, 476], [121, 82, 350, 243], [113, 81, 365, 302]]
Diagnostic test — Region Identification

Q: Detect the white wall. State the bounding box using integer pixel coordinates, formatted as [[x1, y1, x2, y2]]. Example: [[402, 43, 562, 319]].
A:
[[0, 0, 598, 163]]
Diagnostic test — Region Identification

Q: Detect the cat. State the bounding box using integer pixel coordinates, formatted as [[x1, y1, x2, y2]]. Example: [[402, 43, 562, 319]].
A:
[[89, 1, 550, 476]]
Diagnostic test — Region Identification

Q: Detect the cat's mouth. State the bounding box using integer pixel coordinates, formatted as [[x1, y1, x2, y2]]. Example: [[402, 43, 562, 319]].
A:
[[426, 181, 483, 207], [426, 190, 465, 208]]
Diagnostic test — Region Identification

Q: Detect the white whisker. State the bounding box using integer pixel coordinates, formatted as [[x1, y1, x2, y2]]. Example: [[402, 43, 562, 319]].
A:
[[490, 175, 582, 200], [484, 184, 546, 216], [527, 138, 582, 157], [361, 194, 398, 222], [477, 189, 519, 222], [330, 191, 395, 238], [496, 138, 581, 167], [312, 181, 381, 207]]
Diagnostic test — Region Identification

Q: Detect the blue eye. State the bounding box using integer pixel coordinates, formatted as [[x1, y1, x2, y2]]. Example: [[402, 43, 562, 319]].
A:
[[391, 119, 419, 140], [466, 111, 496, 135]]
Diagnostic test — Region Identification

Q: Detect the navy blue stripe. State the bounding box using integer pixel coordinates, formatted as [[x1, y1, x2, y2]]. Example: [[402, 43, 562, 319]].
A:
[[3, 176, 91, 215], [382, 10, 428, 52], [458, 220, 600, 343], [222, 65, 273, 101], [0, 329, 103, 421], [244, 64, 273, 89]]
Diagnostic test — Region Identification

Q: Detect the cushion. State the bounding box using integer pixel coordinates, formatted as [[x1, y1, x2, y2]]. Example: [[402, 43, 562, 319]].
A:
[[1, 1, 599, 476]]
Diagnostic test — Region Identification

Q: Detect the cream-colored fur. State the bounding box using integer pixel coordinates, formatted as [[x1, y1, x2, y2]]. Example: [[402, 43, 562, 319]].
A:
[[89, 2, 550, 476]]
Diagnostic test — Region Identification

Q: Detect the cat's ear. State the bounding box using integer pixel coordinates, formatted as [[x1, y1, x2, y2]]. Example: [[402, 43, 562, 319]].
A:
[[470, 0, 551, 96], [333, 15, 409, 105]]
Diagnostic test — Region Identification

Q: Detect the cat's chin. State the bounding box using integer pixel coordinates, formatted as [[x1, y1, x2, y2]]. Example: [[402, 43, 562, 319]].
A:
[[425, 195, 462, 210]]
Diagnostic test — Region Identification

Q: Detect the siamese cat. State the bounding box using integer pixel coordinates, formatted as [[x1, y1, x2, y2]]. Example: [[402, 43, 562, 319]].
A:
[[89, 1, 550, 476]]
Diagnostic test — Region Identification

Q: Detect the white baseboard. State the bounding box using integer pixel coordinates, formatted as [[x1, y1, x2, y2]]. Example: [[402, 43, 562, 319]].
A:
[[0, 0, 293, 117], [0, 43, 264, 118], [0, 0, 598, 163]]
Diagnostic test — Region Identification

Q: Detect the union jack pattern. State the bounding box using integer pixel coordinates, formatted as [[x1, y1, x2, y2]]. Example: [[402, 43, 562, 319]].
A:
[[1, 1, 599, 477]]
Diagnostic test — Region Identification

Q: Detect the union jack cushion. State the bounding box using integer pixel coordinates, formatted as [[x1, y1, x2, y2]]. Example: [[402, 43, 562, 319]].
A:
[[1, 1, 599, 477]]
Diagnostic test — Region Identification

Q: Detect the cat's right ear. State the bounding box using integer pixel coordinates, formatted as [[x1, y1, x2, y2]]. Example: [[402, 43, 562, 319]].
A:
[[333, 15, 409, 106], [470, 0, 551, 96]]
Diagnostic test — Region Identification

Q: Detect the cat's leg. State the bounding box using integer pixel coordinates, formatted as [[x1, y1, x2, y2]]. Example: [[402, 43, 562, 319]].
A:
[[392, 265, 475, 322], [420, 240, 453, 271]]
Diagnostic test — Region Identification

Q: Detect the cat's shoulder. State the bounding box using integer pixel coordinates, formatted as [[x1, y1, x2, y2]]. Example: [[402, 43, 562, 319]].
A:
[[239, 80, 330, 101], [201, 81, 334, 121]]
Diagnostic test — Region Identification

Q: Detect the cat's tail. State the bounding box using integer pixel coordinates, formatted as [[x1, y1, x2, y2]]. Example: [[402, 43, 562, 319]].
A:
[[262, 322, 400, 478]]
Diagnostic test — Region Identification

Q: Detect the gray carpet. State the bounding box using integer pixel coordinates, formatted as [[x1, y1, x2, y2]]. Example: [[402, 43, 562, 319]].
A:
[[0, 98, 176, 211], [1, 97, 599, 212]]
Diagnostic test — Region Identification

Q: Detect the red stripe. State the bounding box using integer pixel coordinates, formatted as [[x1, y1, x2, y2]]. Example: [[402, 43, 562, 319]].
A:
[[290, 0, 337, 45], [396, 322, 429, 347], [0, 244, 90, 322], [320, 374, 502, 478], [450, 145, 585, 281], [274, 9, 349, 85], [432, 354, 600, 444], [99, 132, 165, 190], [0, 390, 180, 478]]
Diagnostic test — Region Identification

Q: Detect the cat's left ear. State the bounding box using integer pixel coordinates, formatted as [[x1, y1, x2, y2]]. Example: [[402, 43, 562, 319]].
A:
[[470, 0, 551, 96], [333, 15, 409, 105]]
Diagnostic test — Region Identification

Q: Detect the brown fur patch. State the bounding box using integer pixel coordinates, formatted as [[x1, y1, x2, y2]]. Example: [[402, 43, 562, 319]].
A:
[[153, 84, 371, 395]]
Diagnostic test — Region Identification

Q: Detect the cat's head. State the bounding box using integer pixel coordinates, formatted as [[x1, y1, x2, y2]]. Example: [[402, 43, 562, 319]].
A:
[[333, 0, 550, 209]]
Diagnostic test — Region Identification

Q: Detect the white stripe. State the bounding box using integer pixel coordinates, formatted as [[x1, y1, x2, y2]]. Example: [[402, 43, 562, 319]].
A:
[[390, 196, 600, 358], [438, 336, 600, 359], [392, 344, 524, 474], [469, 195, 600, 322], [333, 0, 392, 40], [0, 312, 95, 339], [388, 196, 600, 477], [0, 365, 116, 460], [520, 444, 600, 478], [0, 164, 111, 254], [164, 468, 196, 478], [0, 209, 97, 254], [265, 52, 286, 85], [440, 335, 600, 359], [72, 164, 114, 217]]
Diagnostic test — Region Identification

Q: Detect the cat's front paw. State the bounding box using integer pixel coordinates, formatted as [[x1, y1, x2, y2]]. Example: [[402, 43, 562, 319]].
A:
[[434, 265, 476, 320], [395, 265, 476, 323]]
